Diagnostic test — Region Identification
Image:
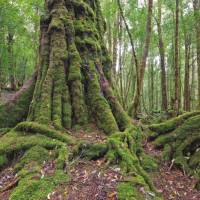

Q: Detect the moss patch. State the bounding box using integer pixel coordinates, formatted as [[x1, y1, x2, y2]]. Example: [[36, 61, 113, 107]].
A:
[[10, 170, 68, 200]]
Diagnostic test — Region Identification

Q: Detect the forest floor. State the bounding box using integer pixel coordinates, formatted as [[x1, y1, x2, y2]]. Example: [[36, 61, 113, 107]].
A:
[[1, 128, 200, 200]]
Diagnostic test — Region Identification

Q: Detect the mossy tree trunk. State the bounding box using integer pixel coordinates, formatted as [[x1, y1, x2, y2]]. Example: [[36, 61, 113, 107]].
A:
[[0, 1, 162, 199], [27, 0, 131, 133]]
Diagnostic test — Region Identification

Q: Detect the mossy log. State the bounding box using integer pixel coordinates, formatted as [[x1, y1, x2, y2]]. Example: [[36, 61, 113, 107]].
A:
[[0, 0, 162, 199], [149, 112, 200, 189]]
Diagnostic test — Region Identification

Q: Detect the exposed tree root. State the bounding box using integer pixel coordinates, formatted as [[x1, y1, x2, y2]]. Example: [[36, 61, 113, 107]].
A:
[[149, 112, 200, 190], [0, 122, 163, 200], [0, 123, 70, 200]]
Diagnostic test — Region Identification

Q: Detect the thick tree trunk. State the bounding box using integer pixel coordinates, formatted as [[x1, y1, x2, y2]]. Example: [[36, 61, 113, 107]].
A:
[[26, 0, 131, 133], [157, 0, 168, 111]]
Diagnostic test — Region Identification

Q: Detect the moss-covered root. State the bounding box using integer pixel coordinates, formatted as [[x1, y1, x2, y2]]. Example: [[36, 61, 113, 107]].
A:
[[0, 124, 71, 200], [149, 113, 200, 190], [149, 111, 200, 136], [14, 121, 75, 144], [105, 126, 161, 199], [10, 145, 69, 200]]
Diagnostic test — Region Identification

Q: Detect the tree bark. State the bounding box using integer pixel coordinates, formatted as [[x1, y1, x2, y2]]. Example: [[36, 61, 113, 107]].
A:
[[130, 0, 153, 118], [112, 13, 119, 76], [157, 0, 168, 111], [7, 32, 16, 91], [183, 34, 191, 111], [174, 0, 181, 114]]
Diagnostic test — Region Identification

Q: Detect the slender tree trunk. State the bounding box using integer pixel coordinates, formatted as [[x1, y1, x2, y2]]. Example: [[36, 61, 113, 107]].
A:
[[191, 46, 196, 110], [150, 60, 154, 112], [183, 34, 191, 111], [7, 32, 16, 91], [118, 15, 124, 106], [112, 13, 119, 76], [193, 0, 200, 108], [157, 0, 168, 111], [174, 0, 181, 114], [131, 0, 153, 118]]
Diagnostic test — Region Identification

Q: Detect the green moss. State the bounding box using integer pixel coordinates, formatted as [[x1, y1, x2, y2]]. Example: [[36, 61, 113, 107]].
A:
[[14, 122, 74, 144], [0, 128, 11, 136], [117, 182, 143, 200], [105, 127, 156, 193], [189, 150, 200, 169], [0, 78, 35, 128], [149, 113, 200, 183], [149, 112, 200, 134], [85, 60, 119, 134], [14, 146, 50, 171], [73, 0, 95, 18], [10, 170, 68, 200], [75, 142, 108, 160], [117, 178, 161, 200], [0, 123, 69, 200], [153, 132, 176, 148], [48, 18, 64, 32], [0, 154, 8, 168], [139, 153, 158, 172], [56, 145, 68, 170]]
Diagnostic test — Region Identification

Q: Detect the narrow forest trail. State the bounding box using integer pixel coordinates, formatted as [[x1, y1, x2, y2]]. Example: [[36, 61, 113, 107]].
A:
[[144, 142, 200, 200]]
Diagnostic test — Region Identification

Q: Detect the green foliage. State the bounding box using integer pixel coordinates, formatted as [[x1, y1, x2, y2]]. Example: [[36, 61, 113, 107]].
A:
[[0, 0, 43, 88]]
